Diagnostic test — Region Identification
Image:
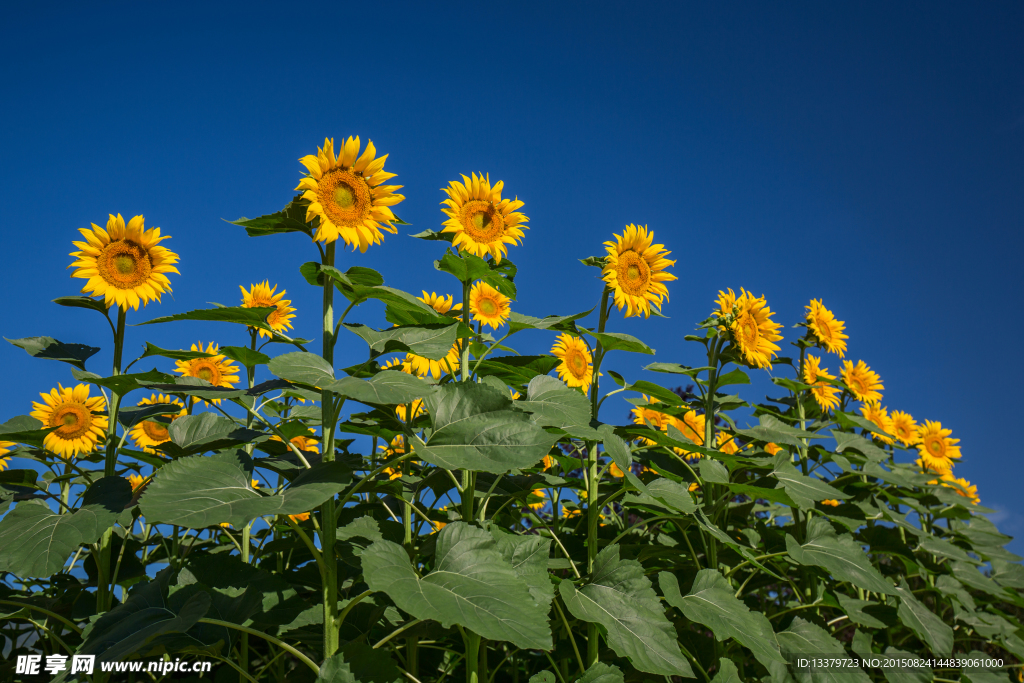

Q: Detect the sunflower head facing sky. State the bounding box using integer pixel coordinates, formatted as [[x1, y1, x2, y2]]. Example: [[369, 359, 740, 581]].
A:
[[295, 137, 405, 250], [805, 299, 848, 357], [841, 359, 883, 404], [803, 354, 840, 413], [129, 393, 186, 453], [240, 281, 296, 338], [916, 420, 961, 474], [601, 225, 677, 318], [69, 214, 180, 311], [469, 281, 511, 330], [715, 288, 783, 369], [174, 342, 240, 404], [441, 173, 528, 263], [30, 384, 108, 459], [551, 333, 593, 394]]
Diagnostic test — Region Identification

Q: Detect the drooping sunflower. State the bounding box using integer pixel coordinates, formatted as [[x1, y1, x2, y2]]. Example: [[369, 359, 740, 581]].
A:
[[805, 299, 849, 357], [271, 434, 320, 454], [30, 384, 108, 459], [940, 473, 979, 505], [240, 281, 297, 339], [716, 431, 740, 455], [841, 360, 884, 403], [295, 137, 404, 249], [441, 173, 528, 263], [673, 410, 706, 461], [601, 225, 677, 318], [128, 394, 186, 453], [404, 343, 461, 380], [916, 420, 961, 474], [418, 291, 461, 315], [69, 214, 180, 311], [289, 512, 311, 524], [469, 281, 511, 330], [859, 402, 894, 444], [803, 354, 841, 413], [716, 288, 783, 369], [173, 342, 241, 405], [890, 410, 919, 447], [551, 333, 593, 394]]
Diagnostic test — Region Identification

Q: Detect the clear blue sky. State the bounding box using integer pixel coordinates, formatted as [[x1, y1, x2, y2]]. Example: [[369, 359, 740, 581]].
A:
[[2, 3, 1022, 548]]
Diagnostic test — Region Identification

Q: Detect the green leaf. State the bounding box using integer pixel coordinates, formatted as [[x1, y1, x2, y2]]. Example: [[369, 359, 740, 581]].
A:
[[643, 362, 714, 377], [577, 663, 626, 683], [435, 249, 517, 297], [772, 459, 849, 509], [507, 309, 594, 334], [735, 415, 823, 449], [475, 355, 560, 386], [774, 617, 871, 683], [317, 641, 404, 683], [559, 545, 692, 677], [419, 383, 559, 473], [529, 674, 557, 683], [489, 527, 554, 608], [607, 373, 686, 406], [879, 647, 932, 683], [0, 415, 51, 448], [642, 478, 698, 514], [231, 195, 313, 238], [835, 411, 895, 440], [6, 336, 100, 370], [344, 322, 461, 360], [52, 295, 110, 315], [699, 458, 730, 484], [139, 342, 214, 361], [717, 368, 751, 387], [586, 331, 654, 355], [137, 305, 277, 333], [409, 227, 454, 242], [710, 659, 741, 683], [79, 368, 177, 396], [219, 345, 270, 369], [832, 430, 888, 462], [785, 518, 896, 595], [516, 374, 592, 428], [268, 351, 336, 386], [324, 371, 435, 406], [949, 561, 1010, 600], [360, 522, 551, 649], [660, 569, 785, 669], [836, 593, 890, 629], [167, 413, 265, 453], [894, 579, 953, 655]]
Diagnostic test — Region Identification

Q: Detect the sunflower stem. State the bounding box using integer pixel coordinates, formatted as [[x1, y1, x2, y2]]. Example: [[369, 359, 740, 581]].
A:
[[96, 306, 127, 615], [320, 241, 340, 657], [585, 288, 610, 668]]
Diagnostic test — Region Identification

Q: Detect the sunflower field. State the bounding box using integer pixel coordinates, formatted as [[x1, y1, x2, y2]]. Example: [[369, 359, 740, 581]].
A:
[[1, 136, 1022, 683]]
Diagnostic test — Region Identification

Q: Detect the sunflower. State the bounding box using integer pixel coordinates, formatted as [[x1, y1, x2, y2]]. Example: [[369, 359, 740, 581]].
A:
[[820, 499, 840, 507], [469, 281, 511, 329], [561, 506, 582, 519], [69, 214, 180, 311], [528, 489, 548, 509], [295, 137, 404, 249], [916, 420, 961, 474], [289, 512, 311, 524], [716, 289, 783, 369], [174, 342, 241, 405], [441, 173, 528, 263], [805, 299, 849, 357], [601, 225, 677, 318], [125, 474, 146, 492], [419, 291, 462, 315], [405, 343, 461, 380], [890, 410, 919, 447], [764, 442, 783, 456], [940, 473, 979, 505], [551, 333, 594, 394], [631, 396, 674, 447], [271, 434, 320, 454], [542, 454, 556, 470], [379, 435, 412, 479], [859, 402, 894, 445], [30, 384, 108, 459], [0, 443, 12, 471], [673, 410, 706, 461], [431, 507, 449, 534], [803, 354, 841, 413], [129, 394, 186, 453], [609, 462, 627, 478], [240, 281, 297, 339], [688, 482, 700, 493], [396, 399, 426, 423], [382, 357, 413, 374], [841, 360, 883, 404], [716, 431, 740, 455]]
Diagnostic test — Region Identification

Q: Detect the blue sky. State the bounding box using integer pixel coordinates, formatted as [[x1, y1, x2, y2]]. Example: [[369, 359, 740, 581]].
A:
[[1, 2, 1022, 548]]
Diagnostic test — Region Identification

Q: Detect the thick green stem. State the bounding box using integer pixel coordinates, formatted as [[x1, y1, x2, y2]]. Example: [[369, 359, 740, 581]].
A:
[[97, 307, 127, 614], [320, 242, 340, 657], [585, 290, 610, 668], [240, 330, 257, 681], [464, 630, 481, 683]]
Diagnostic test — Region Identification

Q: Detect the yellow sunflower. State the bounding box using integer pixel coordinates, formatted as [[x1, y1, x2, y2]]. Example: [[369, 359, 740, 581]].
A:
[[528, 489, 548, 509], [820, 499, 840, 507], [551, 333, 593, 394], [765, 442, 783, 456], [174, 342, 241, 405], [271, 434, 320, 454], [805, 299, 849, 357], [0, 443, 12, 471], [129, 394, 186, 453], [939, 473, 979, 505], [405, 343, 461, 381], [126, 473, 146, 492], [289, 512, 311, 524], [688, 482, 700, 493], [890, 410, 919, 447], [441, 173, 528, 263], [240, 281, 296, 339], [419, 291, 461, 315], [803, 354, 841, 413], [673, 410, 707, 461], [396, 399, 426, 423], [716, 288, 783, 369], [859, 402, 894, 444], [542, 454, 556, 470], [916, 420, 961, 474], [469, 281, 511, 330], [841, 360, 883, 404], [609, 462, 627, 478], [601, 224, 677, 318], [379, 435, 412, 480], [295, 137, 404, 249], [30, 384, 108, 459], [382, 357, 413, 374], [631, 396, 673, 446], [716, 431, 740, 454], [69, 214, 180, 311]]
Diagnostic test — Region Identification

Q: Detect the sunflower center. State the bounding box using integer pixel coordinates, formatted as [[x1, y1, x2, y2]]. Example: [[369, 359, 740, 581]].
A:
[[737, 313, 760, 348], [851, 378, 865, 394], [49, 403, 92, 440], [460, 200, 506, 243], [191, 360, 221, 384], [616, 251, 651, 296], [928, 438, 943, 456], [567, 350, 588, 379], [141, 419, 170, 442], [97, 240, 153, 289], [814, 315, 832, 341], [318, 169, 371, 227], [480, 298, 498, 316]]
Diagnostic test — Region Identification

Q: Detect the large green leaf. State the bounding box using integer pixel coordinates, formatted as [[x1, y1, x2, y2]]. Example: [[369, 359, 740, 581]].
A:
[[507, 309, 593, 334], [324, 371, 435, 406], [344, 322, 461, 360], [894, 579, 953, 655], [660, 570, 785, 669], [832, 431, 887, 463], [736, 415, 824, 449], [77, 368, 177, 396], [317, 641, 404, 683], [772, 459, 849, 509], [559, 546, 692, 677], [836, 593, 890, 629], [137, 305, 277, 332], [418, 383, 559, 473], [6, 336, 100, 370], [475, 355, 560, 385], [949, 561, 1011, 600], [166, 413, 266, 454], [515, 374, 592, 428], [268, 351, 336, 386], [489, 527, 554, 607], [786, 518, 896, 595], [52, 295, 110, 315], [577, 663, 625, 683], [231, 195, 312, 237], [774, 617, 871, 683], [0, 415, 52, 447], [435, 249, 517, 297], [879, 647, 932, 683], [586, 331, 654, 355], [139, 342, 214, 361], [359, 522, 551, 649]]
